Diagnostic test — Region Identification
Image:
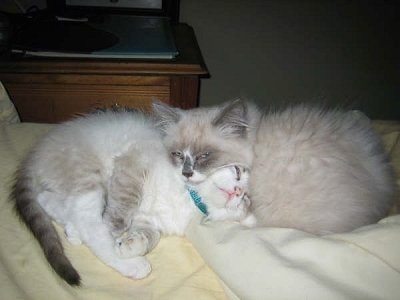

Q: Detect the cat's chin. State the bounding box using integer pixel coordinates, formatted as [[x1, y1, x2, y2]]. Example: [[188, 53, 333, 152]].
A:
[[183, 172, 207, 185], [184, 177, 204, 185]]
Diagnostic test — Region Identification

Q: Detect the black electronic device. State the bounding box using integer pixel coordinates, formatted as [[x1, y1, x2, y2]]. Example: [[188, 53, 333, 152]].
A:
[[46, 0, 180, 23]]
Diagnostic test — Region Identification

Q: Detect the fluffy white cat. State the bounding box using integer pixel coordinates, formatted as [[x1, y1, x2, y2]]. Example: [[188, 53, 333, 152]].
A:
[[12, 109, 254, 286]]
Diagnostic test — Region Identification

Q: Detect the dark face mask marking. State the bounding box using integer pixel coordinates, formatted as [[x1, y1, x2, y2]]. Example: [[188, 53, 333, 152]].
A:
[[182, 155, 194, 178]]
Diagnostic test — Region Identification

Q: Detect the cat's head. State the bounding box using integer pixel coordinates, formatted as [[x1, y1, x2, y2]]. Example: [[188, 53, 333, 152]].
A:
[[152, 100, 260, 184], [192, 164, 256, 226], [199, 164, 250, 209]]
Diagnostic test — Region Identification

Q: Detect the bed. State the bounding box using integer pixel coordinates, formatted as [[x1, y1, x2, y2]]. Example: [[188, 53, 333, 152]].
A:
[[1, 82, 400, 299]]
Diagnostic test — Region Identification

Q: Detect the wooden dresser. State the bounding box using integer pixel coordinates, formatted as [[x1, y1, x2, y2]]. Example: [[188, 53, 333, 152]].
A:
[[0, 23, 208, 123]]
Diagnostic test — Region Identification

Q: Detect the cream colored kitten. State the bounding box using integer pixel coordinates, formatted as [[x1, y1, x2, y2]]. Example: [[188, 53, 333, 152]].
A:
[[153, 100, 396, 235]]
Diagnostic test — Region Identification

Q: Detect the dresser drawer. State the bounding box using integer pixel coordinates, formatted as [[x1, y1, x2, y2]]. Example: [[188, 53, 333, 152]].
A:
[[6, 76, 171, 122]]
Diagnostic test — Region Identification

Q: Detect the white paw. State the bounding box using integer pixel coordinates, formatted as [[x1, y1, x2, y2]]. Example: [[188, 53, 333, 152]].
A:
[[64, 224, 82, 245], [241, 213, 257, 228], [115, 231, 149, 258], [116, 256, 152, 279]]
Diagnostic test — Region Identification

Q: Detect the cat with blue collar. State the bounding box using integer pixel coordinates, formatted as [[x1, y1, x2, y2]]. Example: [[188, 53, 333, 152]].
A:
[[12, 108, 255, 286]]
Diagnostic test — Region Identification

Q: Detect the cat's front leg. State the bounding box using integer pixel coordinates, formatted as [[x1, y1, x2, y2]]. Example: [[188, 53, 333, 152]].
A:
[[104, 153, 148, 237], [71, 191, 153, 279], [222, 192, 257, 227], [115, 225, 161, 258]]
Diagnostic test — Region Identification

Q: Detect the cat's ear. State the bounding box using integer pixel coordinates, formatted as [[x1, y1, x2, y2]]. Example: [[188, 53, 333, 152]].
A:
[[212, 99, 249, 137], [152, 101, 181, 132]]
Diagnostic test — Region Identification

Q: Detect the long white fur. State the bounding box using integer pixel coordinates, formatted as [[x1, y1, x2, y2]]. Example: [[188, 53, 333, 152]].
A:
[[250, 105, 395, 234], [31, 112, 165, 278], [27, 111, 253, 279]]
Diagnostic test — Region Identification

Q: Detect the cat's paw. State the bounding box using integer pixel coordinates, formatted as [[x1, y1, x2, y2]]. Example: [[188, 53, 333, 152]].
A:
[[115, 256, 152, 279], [240, 213, 257, 228], [228, 192, 249, 212], [115, 231, 149, 258], [242, 193, 251, 208], [64, 224, 82, 245]]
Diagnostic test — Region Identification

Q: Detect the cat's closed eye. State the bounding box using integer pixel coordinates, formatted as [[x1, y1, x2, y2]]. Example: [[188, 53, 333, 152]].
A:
[[171, 151, 184, 161], [234, 165, 241, 181], [196, 152, 210, 161]]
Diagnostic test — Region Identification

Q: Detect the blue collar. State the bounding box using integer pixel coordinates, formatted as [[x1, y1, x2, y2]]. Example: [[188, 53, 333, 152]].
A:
[[186, 186, 209, 216]]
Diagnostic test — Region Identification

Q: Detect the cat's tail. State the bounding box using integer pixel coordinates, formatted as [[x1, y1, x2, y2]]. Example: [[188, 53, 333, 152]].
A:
[[12, 171, 81, 286]]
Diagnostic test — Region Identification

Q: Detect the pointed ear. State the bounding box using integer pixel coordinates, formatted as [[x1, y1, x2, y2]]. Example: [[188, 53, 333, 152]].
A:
[[152, 101, 181, 132], [212, 99, 249, 137]]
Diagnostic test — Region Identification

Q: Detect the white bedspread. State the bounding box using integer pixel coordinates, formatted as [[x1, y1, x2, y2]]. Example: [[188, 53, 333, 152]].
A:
[[187, 214, 400, 299]]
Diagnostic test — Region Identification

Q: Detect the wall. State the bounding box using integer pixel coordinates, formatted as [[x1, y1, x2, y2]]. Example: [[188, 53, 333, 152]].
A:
[[180, 0, 399, 119]]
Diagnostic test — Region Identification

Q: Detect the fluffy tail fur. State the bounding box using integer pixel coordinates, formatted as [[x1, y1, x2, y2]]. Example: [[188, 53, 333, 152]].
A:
[[12, 171, 81, 286]]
